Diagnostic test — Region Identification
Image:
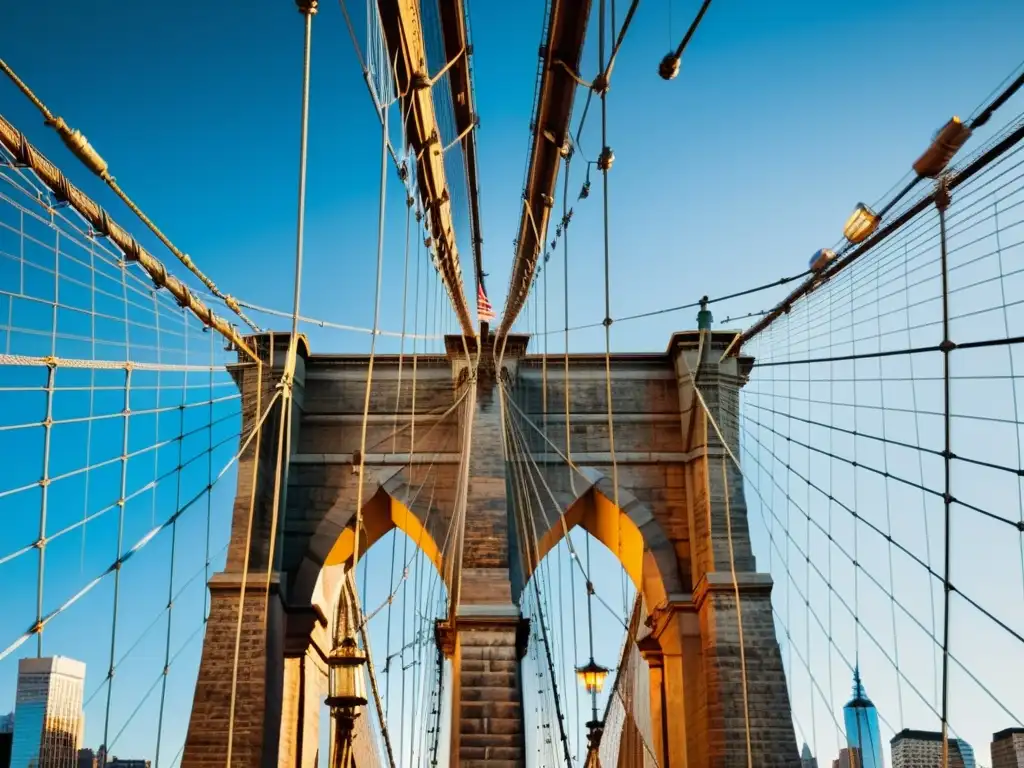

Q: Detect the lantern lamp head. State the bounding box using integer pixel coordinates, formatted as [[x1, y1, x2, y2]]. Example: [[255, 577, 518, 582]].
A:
[[327, 636, 368, 709], [576, 658, 610, 695], [843, 203, 879, 244], [658, 53, 681, 80], [913, 116, 972, 179], [809, 248, 837, 272]]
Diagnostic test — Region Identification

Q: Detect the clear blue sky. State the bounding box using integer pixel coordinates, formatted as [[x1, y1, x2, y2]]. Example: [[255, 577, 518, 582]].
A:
[[2, 0, 1023, 765]]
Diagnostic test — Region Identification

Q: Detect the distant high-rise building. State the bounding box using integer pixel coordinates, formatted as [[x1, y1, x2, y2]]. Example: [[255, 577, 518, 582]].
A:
[[9, 656, 86, 768], [0, 712, 14, 768], [844, 667, 885, 768], [802, 742, 819, 768], [77, 748, 97, 768], [955, 739, 976, 768], [890, 729, 971, 768], [833, 747, 861, 768], [992, 728, 1024, 767]]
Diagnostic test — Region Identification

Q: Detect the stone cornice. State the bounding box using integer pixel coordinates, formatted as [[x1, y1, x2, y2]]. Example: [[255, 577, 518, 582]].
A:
[[435, 606, 531, 659], [208, 570, 283, 593], [692, 571, 774, 611]]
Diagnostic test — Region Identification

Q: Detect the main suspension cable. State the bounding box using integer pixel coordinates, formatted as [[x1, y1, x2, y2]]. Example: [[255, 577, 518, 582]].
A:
[[0, 58, 261, 333]]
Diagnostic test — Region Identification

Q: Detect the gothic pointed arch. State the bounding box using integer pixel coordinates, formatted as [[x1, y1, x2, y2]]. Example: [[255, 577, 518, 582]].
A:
[[525, 466, 685, 624], [290, 465, 448, 609]]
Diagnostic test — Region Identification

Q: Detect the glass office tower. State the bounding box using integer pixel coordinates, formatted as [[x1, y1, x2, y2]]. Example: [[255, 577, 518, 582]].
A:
[[10, 657, 86, 768], [955, 738, 976, 768], [844, 667, 885, 768]]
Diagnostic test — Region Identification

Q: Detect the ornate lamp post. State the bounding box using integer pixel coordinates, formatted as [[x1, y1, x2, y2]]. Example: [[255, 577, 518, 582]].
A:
[[577, 656, 609, 750], [326, 635, 368, 768]]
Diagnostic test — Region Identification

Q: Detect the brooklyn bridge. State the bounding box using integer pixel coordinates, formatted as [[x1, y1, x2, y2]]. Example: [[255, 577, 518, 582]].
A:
[[0, 1, 1023, 767]]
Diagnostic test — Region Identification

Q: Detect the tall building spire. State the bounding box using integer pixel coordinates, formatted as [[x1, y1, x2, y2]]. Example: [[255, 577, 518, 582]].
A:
[[800, 742, 818, 768], [843, 666, 885, 768], [847, 664, 873, 707]]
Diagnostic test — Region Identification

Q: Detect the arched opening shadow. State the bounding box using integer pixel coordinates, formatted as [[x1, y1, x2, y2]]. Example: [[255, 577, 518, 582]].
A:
[[313, 527, 452, 768], [520, 526, 644, 767]]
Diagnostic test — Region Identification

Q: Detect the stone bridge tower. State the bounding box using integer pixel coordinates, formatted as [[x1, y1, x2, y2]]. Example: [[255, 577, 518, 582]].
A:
[[181, 328, 799, 768]]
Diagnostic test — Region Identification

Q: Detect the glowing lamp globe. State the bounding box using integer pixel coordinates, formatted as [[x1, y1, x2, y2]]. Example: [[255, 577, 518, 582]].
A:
[[576, 659, 610, 695], [843, 203, 879, 244], [326, 636, 368, 709]]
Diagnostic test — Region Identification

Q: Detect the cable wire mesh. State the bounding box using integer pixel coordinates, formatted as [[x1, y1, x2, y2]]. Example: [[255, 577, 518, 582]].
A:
[[734, 112, 1024, 767], [0, 141, 244, 766]]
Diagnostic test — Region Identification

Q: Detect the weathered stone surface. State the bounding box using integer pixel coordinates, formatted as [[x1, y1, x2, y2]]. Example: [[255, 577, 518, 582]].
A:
[[185, 331, 797, 768], [454, 622, 527, 765]]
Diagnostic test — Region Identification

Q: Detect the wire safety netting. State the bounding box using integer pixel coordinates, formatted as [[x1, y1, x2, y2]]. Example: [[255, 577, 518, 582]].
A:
[[732, 112, 1024, 765], [0, 144, 248, 766]]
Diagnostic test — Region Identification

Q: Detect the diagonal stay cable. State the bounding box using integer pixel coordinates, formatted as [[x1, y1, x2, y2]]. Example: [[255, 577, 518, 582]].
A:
[[736, 408, 1024, 730], [726, 396, 1024, 651], [499, 377, 628, 630], [82, 540, 230, 710], [543, 267, 811, 336]]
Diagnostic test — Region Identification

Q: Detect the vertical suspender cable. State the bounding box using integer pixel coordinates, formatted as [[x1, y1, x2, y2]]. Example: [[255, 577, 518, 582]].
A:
[[937, 176, 953, 768], [35, 227, 58, 657], [596, 0, 622, 536], [226, 3, 318, 764], [103, 256, 133, 752], [352, 52, 391, 619], [560, 151, 583, 760], [204, 328, 215, 622], [384, 200, 414, 717], [562, 155, 576, 499], [404, 222, 424, 768], [155, 321, 188, 768], [80, 232, 97, 575], [269, 0, 318, 597]]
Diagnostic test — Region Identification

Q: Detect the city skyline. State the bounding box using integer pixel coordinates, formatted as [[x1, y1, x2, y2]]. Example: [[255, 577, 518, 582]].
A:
[[798, 667, 1024, 768]]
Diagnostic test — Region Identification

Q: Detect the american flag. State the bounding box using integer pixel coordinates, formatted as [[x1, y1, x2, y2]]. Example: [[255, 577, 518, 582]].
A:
[[477, 284, 495, 322]]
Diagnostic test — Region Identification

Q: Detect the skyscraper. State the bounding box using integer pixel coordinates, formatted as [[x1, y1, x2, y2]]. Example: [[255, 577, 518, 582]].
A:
[[1, 713, 14, 768], [992, 728, 1024, 768], [844, 667, 885, 768], [9, 657, 86, 768], [802, 742, 819, 768], [832, 747, 861, 768], [890, 729, 971, 768], [955, 738, 976, 768]]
